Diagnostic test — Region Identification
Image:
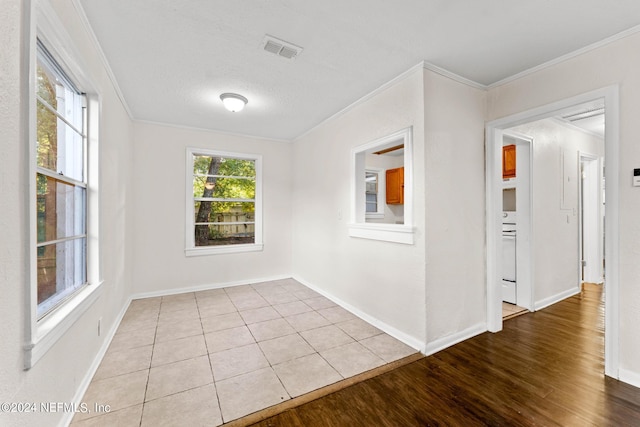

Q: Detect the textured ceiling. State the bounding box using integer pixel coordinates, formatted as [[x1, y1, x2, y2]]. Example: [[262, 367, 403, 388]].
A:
[[78, 0, 640, 140]]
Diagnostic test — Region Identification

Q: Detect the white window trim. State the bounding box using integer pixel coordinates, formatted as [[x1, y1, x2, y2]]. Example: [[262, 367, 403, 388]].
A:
[[185, 147, 263, 256], [349, 127, 414, 244], [25, 1, 102, 369], [365, 167, 385, 219]]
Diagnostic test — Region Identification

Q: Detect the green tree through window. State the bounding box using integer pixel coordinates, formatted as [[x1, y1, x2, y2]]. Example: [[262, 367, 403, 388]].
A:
[[192, 154, 256, 246]]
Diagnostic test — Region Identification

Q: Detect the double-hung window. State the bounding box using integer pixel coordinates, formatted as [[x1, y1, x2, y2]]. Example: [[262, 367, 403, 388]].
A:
[[35, 39, 88, 318], [186, 148, 263, 255]]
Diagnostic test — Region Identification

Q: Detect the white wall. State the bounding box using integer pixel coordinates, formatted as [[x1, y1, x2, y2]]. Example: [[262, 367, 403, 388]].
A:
[[290, 67, 487, 351], [0, 1, 134, 426], [422, 70, 487, 347], [291, 68, 427, 347], [487, 32, 640, 382], [131, 123, 293, 296]]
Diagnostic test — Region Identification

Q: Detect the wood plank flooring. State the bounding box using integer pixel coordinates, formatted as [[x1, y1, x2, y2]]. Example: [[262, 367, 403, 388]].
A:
[[245, 284, 640, 426]]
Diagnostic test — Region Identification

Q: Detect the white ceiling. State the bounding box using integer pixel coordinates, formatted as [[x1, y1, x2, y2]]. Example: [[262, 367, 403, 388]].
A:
[[78, 0, 640, 141]]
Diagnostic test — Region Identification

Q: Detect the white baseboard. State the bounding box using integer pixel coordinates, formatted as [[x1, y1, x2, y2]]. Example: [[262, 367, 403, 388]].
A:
[[534, 286, 581, 311], [129, 274, 291, 300], [423, 323, 487, 356], [60, 296, 132, 427], [619, 367, 640, 389], [292, 275, 425, 352]]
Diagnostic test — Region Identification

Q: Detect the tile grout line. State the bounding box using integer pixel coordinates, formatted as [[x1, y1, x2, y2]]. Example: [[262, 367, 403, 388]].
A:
[[77, 280, 416, 426], [137, 298, 162, 426], [196, 293, 225, 426]]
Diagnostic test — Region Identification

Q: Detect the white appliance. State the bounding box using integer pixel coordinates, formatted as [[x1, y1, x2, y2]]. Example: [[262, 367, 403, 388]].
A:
[[502, 211, 517, 304]]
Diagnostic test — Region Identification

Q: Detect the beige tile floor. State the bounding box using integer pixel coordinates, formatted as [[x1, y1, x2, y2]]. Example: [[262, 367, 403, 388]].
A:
[[71, 278, 417, 426]]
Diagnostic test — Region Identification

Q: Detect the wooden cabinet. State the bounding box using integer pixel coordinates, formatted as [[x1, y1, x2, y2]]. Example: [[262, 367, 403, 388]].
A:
[[502, 144, 516, 179], [386, 167, 404, 205]]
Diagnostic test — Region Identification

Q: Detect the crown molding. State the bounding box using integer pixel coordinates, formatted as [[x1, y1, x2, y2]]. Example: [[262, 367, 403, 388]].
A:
[[70, 0, 134, 119], [294, 62, 426, 141], [421, 62, 488, 90], [488, 24, 640, 89]]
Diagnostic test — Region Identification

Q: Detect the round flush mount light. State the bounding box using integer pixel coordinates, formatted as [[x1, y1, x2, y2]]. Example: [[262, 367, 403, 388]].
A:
[[220, 93, 248, 112]]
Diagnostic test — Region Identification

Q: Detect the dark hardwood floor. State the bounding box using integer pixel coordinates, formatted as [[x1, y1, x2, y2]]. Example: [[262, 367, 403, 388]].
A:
[[247, 284, 640, 426]]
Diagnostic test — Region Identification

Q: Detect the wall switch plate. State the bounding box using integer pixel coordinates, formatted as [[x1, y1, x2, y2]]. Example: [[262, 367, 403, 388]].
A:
[[634, 168, 640, 187]]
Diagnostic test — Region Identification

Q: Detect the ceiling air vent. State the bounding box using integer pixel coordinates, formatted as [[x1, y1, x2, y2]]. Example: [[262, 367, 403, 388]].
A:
[[262, 35, 303, 60]]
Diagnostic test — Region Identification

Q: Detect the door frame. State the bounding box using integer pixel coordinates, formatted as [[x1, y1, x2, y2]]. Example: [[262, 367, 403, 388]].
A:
[[485, 86, 620, 378]]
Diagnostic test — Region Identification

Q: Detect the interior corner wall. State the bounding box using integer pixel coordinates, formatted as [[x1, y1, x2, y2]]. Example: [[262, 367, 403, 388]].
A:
[[422, 70, 487, 346], [0, 1, 135, 426], [486, 32, 640, 382], [509, 119, 604, 307], [130, 123, 293, 296], [291, 69, 427, 348]]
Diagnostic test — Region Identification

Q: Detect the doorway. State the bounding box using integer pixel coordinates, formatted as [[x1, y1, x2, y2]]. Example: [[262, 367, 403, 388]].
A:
[[485, 86, 620, 379], [501, 133, 532, 314]]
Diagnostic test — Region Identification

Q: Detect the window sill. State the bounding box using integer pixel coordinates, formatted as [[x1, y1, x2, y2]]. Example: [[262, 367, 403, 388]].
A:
[[185, 243, 264, 256], [25, 280, 104, 369], [365, 213, 385, 219], [348, 223, 414, 244]]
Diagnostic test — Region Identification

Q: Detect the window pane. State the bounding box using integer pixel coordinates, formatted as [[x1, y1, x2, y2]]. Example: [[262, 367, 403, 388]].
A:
[[193, 176, 255, 200], [37, 56, 84, 129], [194, 201, 255, 223], [193, 155, 255, 177], [219, 158, 255, 177], [194, 224, 255, 247], [37, 61, 58, 111], [366, 194, 377, 213], [37, 174, 86, 243], [37, 238, 86, 314], [37, 103, 84, 181], [194, 201, 255, 247]]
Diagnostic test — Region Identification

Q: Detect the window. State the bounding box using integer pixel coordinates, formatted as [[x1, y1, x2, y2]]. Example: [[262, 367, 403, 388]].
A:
[[35, 40, 88, 318], [365, 171, 378, 213], [365, 169, 385, 219], [26, 30, 101, 369], [186, 148, 263, 255], [350, 127, 414, 244]]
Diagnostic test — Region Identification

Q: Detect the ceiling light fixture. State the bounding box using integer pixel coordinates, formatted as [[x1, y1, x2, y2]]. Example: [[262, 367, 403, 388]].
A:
[[220, 93, 248, 112]]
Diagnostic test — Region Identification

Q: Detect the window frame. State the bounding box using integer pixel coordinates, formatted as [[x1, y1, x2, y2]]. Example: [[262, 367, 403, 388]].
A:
[[35, 39, 89, 319], [349, 127, 414, 244], [26, 4, 102, 369], [185, 147, 263, 256]]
